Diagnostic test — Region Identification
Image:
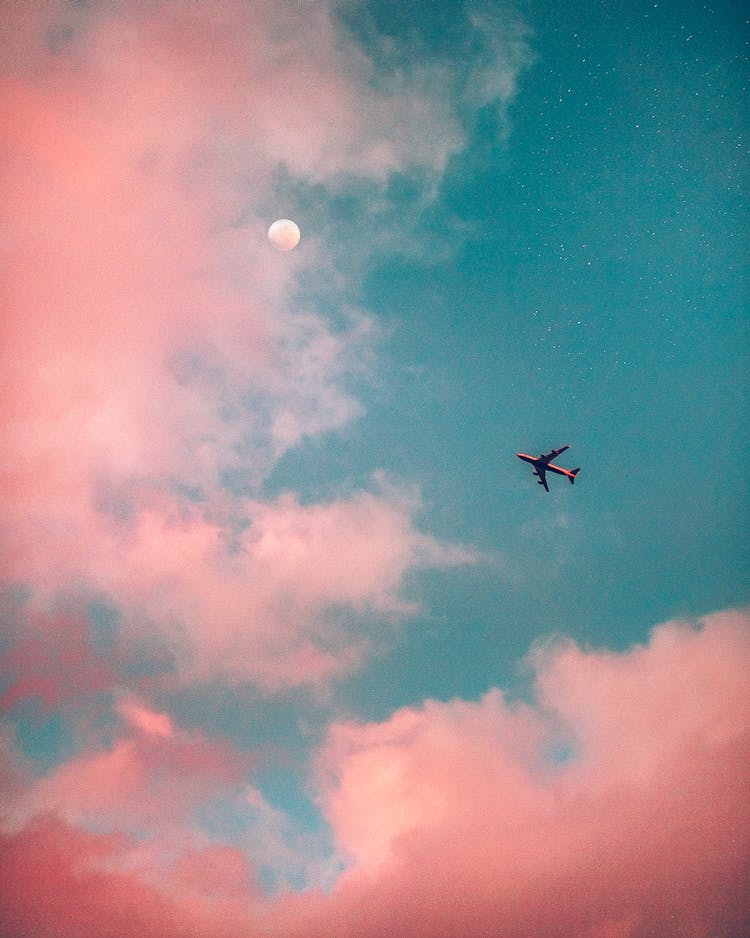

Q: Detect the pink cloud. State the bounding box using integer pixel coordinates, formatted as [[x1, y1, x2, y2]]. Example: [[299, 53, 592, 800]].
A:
[[4, 703, 247, 837], [0, 0, 481, 694], [0, 0, 465, 515], [0, 817, 261, 938], [1, 610, 748, 936], [306, 609, 750, 937], [116, 698, 175, 739], [1, 483, 473, 693], [0, 704, 278, 935], [0, 607, 117, 710]]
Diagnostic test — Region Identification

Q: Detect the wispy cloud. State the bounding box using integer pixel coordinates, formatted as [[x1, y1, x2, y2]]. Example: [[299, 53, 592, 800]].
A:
[[2, 0, 521, 695]]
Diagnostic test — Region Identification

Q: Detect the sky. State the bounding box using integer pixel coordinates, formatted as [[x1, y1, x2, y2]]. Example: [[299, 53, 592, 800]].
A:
[[0, 1, 748, 935]]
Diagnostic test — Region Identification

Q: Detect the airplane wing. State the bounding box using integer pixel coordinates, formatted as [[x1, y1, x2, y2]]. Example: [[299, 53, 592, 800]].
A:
[[540, 445, 569, 463], [535, 467, 549, 491]]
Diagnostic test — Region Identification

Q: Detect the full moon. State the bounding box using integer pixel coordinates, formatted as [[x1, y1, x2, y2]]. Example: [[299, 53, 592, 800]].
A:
[[267, 218, 301, 251]]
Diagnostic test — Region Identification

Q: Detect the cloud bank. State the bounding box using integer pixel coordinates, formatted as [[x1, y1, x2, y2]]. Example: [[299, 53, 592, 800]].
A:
[[1, 610, 748, 936], [1, 0, 514, 691]]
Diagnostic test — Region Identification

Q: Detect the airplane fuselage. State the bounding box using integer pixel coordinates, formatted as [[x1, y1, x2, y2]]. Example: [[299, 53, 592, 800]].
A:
[[516, 453, 577, 479]]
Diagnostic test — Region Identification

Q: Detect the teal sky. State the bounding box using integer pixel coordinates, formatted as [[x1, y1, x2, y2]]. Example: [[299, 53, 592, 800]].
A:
[[267, 0, 749, 715]]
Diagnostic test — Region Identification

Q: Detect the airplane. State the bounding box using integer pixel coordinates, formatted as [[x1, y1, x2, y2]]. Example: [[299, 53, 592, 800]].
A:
[[516, 445, 580, 492]]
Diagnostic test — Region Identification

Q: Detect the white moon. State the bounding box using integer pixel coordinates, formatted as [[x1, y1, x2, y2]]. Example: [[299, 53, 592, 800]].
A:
[[268, 218, 301, 251]]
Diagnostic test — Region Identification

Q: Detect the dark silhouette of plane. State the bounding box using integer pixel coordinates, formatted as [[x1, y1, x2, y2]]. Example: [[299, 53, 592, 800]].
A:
[[516, 445, 580, 492]]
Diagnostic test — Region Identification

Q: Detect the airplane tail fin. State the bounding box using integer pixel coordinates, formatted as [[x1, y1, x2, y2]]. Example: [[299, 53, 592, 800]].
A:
[[569, 468, 580, 485]]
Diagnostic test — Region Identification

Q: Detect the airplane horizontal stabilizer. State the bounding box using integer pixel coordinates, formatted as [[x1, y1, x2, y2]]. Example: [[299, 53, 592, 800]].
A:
[[569, 468, 580, 484]]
